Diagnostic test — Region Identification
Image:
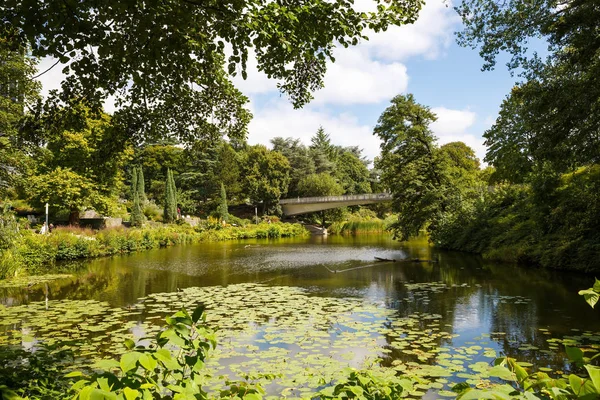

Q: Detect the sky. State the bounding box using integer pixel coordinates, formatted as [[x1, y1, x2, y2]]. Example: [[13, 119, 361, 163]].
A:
[[36, 0, 521, 163]]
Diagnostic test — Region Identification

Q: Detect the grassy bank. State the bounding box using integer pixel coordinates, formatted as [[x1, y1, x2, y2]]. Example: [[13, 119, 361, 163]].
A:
[[0, 221, 308, 279], [431, 165, 600, 272], [328, 214, 395, 235]]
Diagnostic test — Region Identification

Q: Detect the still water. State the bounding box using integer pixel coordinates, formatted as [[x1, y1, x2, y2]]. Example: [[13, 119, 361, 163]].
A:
[[1, 235, 599, 397]]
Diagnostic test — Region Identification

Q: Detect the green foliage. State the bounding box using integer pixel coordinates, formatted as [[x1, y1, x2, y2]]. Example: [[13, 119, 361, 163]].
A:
[[0, 222, 308, 277], [0, 37, 41, 197], [297, 173, 343, 198], [457, 0, 600, 178], [0, 344, 75, 400], [318, 367, 413, 399], [69, 306, 225, 399], [28, 167, 107, 224], [130, 192, 144, 228], [270, 137, 316, 197], [163, 169, 177, 223], [328, 210, 391, 236], [433, 165, 600, 271], [216, 183, 228, 222], [3, 0, 423, 143], [335, 150, 372, 195], [136, 167, 146, 203], [375, 94, 483, 240], [241, 145, 291, 214]]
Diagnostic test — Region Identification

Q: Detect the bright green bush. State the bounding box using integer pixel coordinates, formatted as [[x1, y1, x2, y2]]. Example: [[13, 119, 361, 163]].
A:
[[432, 166, 600, 271]]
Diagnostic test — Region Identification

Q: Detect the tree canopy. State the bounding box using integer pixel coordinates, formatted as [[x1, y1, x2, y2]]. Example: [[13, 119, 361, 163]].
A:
[[2, 0, 423, 142], [457, 0, 600, 178]]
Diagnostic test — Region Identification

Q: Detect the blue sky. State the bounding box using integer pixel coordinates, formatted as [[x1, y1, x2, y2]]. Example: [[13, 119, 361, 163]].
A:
[[235, 0, 522, 163], [37, 0, 522, 163]]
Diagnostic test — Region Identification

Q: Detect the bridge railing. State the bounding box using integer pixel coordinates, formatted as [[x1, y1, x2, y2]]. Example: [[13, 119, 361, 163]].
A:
[[279, 193, 392, 204]]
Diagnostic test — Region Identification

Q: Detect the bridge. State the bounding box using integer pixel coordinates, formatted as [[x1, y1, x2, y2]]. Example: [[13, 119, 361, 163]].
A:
[[279, 193, 393, 216]]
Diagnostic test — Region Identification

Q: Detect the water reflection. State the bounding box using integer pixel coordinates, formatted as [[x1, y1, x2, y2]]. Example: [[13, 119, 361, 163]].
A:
[[1, 234, 599, 381]]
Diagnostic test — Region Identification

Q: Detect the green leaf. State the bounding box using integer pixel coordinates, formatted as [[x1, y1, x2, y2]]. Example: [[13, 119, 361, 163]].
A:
[[566, 346, 585, 364], [124, 339, 135, 350], [120, 352, 142, 374], [123, 387, 139, 400], [64, 370, 84, 378], [138, 353, 157, 371], [584, 365, 600, 393], [488, 365, 516, 381], [593, 278, 600, 293], [578, 289, 599, 308], [192, 306, 205, 323]]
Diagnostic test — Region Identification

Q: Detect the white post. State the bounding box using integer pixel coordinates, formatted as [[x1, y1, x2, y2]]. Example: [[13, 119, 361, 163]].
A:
[[255, 205, 258, 224], [45, 203, 49, 234]]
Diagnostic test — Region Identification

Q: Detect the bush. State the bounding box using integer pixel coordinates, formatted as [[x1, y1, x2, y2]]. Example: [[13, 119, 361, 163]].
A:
[[432, 166, 600, 271]]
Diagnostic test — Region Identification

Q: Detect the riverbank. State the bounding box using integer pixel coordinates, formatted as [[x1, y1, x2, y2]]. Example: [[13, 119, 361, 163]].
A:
[[431, 166, 600, 272], [0, 222, 308, 279]]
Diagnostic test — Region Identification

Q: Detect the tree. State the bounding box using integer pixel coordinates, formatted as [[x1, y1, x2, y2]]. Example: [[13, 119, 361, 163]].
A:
[[136, 166, 146, 203], [131, 167, 138, 199], [28, 167, 105, 225], [271, 137, 315, 197], [135, 143, 186, 203], [241, 145, 290, 214], [0, 36, 41, 197], [456, 0, 600, 175], [163, 169, 177, 223], [130, 191, 144, 227], [374, 94, 455, 240], [216, 183, 228, 222], [310, 127, 337, 173], [297, 173, 344, 226], [335, 149, 372, 195], [297, 173, 344, 198], [3, 0, 423, 142], [129, 167, 145, 227]]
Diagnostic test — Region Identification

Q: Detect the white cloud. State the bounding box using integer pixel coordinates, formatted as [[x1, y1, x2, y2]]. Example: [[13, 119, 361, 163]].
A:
[[430, 107, 476, 136], [359, 0, 461, 61], [312, 48, 409, 105], [231, 0, 458, 105], [247, 99, 381, 160], [430, 107, 487, 162]]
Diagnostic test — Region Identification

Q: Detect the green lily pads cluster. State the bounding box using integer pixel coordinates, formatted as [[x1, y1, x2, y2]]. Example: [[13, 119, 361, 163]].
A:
[[0, 282, 595, 398]]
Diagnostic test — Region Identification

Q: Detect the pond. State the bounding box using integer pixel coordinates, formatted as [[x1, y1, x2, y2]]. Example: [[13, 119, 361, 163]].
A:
[[1, 234, 599, 398]]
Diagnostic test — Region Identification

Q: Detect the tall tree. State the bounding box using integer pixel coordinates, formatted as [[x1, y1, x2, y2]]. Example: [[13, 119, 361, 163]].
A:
[[216, 183, 228, 222], [136, 166, 146, 203], [271, 137, 315, 197], [131, 167, 138, 199], [374, 94, 455, 240], [457, 0, 600, 176], [3, 0, 423, 142], [0, 36, 41, 197], [163, 169, 177, 223], [130, 191, 144, 227], [334, 149, 372, 195], [310, 127, 337, 173], [241, 145, 290, 214], [26, 105, 130, 223]]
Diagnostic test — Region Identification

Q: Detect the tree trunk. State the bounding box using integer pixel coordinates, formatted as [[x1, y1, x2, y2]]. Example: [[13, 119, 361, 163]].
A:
[[321, 211, 326, 228], [69, 209, 80, 226]]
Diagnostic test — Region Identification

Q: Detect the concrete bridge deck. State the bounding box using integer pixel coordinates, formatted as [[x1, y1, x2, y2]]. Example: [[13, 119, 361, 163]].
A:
[[279, 193, 392, 216]]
